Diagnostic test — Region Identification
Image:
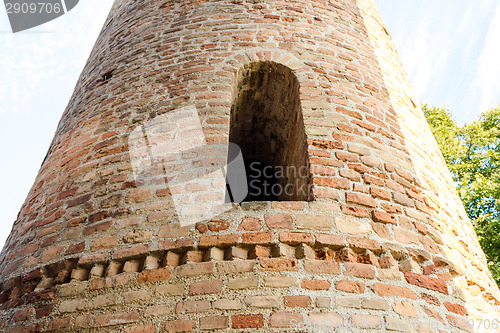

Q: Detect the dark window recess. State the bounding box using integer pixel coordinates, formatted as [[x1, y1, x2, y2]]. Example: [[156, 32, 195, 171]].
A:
[[226, 61, 311, 202], [102, 70, 114, 82]]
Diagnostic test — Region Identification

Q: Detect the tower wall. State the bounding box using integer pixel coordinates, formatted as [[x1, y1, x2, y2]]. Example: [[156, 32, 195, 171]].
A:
[[1, 0, 499, 332]]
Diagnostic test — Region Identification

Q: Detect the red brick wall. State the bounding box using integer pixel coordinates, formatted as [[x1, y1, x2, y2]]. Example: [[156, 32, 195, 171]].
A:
[[0, 0, 498, 331]]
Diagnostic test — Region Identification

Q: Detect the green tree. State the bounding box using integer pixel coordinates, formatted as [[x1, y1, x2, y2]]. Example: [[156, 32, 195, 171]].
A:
[[423, 105, 500, 284]]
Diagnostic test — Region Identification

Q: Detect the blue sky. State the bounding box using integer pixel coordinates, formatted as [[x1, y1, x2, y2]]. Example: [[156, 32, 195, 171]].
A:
[[378, 0, 500, 124], [1, 1, 500, 249]]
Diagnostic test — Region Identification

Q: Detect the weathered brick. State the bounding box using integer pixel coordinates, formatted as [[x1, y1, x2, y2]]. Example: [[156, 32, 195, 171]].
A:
[[59, 299, 86, 313], [399, 259, 421, 274], [301, 279, 331, 290], [215, 256, 254, 272], [48, 317, 71, 330], [279, 232, 313, 245], [199, 316, 228, 330], [113, 244, 151, 260], [66, 241, 85, 255], [261, 258, 299, 271], [315, 233, 345, 248], [342, 204, 370, 218], [36, 304, 55, 319], [89, 294, 119, 309], [316, 296, 331, 308], [393, 192, 414, 207], [295, 243, 315, 259], [163, 320, 196, 333], [336, 248, 357, 262], [125, 189, 152, 203], [394, 227, 419, 245], [42, 245, 65, 263], [212, 299, 243, 310], [345, 262, 376, 279], [158, 223, 190, 238], [249, 245, 271, 258], [314, 177, 350, 189], [159, 238, 195, 251], [207, 219, 230, 232], [75, 314, 93, 327], [241, 232, 273, 245], [346, 192, 377, 208], [137, 267, 171, 283], [347, 237, 381, 253], [271, 243, 295, 257], [315, 247, 335, 261], [361, 298, 389, 311], [174, 262, 214, 276], [264, 276, 299, 288], [189, 280, 222, 295], [238, 216, 261, 231], [22, 268, 43, 282], [336, 280, 365, 294], [181, 250, 203, 264], [335, 216, 372, 235], [422, 306, 444, 322], [156, 284, 184, 296], [124, 230, 153, 244], [309, 313, 343, 326], [231, 314, 263, 329], [304, 260, 340, 274], [372, 283, 417, 299], [199, 234, 238, 247], [224, 246, 248, 260], [264, 214, 293, 229], [94, 311, 139, 327], [336, 151, 359, 162], [176, 300, 211, 314], [372, 210, 397, 224], [372, 222, 391, 239], [284, 296, 311, 307], [296, 214, 332, 229], [269, 312, 303, 328], [370, 187, 391, 201], [13, 308, 34, 322], [122, 290, 150, 303], [444, 302, 468, 315], [125, 325, 155, 333], [245, 296, 280, 308], [104, 273, 136, 288], [335, 295, 361, 308], [228, 278, 258, 289], [350, 315, 382, 329], [404, 272, 448, 294], [392, 301, 418, 317], [271, 201, 306, 210]]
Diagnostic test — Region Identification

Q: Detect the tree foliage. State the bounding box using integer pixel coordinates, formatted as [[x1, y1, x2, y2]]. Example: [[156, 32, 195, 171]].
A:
[[423, 105, 500, 284]]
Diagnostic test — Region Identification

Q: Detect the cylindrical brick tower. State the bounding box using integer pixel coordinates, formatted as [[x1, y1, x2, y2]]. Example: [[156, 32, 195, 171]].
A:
[[1, 0, 499, 332]]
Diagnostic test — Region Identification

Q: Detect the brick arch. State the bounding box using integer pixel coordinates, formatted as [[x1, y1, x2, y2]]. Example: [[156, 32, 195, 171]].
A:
[[221, 50, 308, 87]]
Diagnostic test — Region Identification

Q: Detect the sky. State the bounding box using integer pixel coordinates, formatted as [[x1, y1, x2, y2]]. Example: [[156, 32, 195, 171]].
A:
[[1, 1, 500, 250], [378, 0, 500, 124]]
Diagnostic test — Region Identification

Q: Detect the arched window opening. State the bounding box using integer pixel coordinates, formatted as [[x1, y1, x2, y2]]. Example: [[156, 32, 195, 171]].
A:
[[227, 61, 311, 202]]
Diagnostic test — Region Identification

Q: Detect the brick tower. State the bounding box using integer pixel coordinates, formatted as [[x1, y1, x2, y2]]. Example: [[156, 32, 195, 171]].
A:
[[1, 0, 499, 332]]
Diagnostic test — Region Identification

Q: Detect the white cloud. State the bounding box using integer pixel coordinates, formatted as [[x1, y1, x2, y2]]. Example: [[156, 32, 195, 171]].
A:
[[0, 1, 114, 250], [379, 0, 500, 123], [471, 2, 500, 113]]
